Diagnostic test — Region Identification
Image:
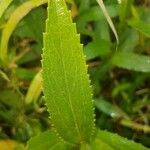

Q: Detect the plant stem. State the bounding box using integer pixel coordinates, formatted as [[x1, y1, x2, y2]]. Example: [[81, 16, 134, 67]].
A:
[[120, 119, 150, 133]]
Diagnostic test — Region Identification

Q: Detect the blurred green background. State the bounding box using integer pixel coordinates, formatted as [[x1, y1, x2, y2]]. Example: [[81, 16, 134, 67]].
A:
[[0, 0, 150, 149]]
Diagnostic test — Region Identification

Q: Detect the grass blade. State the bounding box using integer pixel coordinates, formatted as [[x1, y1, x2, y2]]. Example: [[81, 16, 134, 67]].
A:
[[0, 0, 13, 19], [0, 0, 47, 65], [96, 0, 119, 44]]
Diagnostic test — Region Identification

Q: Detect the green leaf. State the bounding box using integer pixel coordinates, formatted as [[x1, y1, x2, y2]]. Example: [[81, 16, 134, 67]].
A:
[[78, 0, 90, 13], [95, 98, 120, 118], [94, 20, 111, 42], [92, 129, 150, 150], [0, 0, 47, 65], [111, 52, 150, 72], [42, 0, 95, 144], [119, 29, 139, 52], [84, 40, 111, 60], [128, 19, 150, 37], [0, 90, 22, 109], [27, 130, 71, 150], [118, 0, 133, 31], [15, 68, 36, 81], [0, 0, 13, 19], [92, 138, 114, 150]]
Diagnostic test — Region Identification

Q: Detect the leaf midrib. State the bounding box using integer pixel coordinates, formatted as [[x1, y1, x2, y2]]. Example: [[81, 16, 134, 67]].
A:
[[59, 33, 82, 140]]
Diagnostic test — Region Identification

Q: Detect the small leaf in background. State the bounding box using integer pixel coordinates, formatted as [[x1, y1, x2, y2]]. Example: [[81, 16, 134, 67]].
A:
[[15, 68, 36, 81], [118, 0, 133, 31], [78, 0, 90, 13], [84, 39, 111, 60], [0, 90, 22, 108], [128, 19, 150, 38], [92, 130, 150, 150], [119, 29, 139, 52], [95, 98, 121, 118], [111, 52, 150, 72], [27, 130, 71, 150], [112, 82, 132, 97], [94, 19, 111, 42]]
